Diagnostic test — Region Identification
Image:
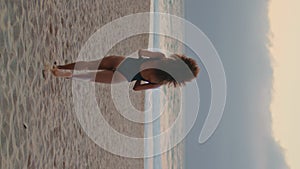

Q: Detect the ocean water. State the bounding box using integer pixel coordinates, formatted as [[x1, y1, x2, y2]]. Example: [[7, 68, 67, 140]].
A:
[[145, 0, 185, 169]]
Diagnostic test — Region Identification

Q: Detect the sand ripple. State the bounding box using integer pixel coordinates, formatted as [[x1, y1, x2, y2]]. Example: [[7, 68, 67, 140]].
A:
[[0, 0, 150, 168]]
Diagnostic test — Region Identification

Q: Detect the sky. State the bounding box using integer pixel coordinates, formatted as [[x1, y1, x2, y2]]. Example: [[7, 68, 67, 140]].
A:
[[184, 0, 298, 168], [269, 0, 300, 169]]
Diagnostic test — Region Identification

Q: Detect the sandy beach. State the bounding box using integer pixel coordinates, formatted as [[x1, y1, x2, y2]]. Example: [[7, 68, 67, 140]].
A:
[[0, 0, 150, 168]]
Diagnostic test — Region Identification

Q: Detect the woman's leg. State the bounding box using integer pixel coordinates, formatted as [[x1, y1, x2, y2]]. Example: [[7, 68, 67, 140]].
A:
[[51, 68, 127, 84], [72, 70, 127, 83], [51, 67, 72, 77], [57, 56, 125, 71]]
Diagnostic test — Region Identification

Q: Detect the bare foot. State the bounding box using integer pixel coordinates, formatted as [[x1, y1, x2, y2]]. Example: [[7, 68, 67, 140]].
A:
[[51, 67, 72, 77]]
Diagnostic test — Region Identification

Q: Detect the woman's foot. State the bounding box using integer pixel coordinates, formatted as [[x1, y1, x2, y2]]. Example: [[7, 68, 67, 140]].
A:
[[51, 67, 72, 78]]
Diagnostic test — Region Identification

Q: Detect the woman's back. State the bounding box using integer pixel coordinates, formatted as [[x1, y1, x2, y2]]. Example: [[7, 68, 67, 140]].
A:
[[116, 57, 160, 82]]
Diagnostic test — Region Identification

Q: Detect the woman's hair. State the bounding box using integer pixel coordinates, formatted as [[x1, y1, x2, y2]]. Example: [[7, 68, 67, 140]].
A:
[[154, 54, 200, 87]]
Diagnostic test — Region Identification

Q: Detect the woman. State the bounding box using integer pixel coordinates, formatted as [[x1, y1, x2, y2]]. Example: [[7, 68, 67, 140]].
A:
[[51, 49, 200, 91]]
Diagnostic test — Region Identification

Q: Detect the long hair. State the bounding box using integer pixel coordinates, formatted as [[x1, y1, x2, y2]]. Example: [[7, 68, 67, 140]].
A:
[[153, 54, 200, 87]]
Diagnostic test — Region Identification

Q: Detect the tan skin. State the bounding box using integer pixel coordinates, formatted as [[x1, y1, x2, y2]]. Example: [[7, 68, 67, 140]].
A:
[[51, 49, 166, 91]]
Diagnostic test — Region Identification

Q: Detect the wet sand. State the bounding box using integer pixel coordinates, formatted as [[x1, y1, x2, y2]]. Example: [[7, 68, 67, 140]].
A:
[[0, 0, 150, 168]]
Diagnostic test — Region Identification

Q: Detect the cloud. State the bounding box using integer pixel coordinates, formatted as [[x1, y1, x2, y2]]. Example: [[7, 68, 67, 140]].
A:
[[184, 0, 290, 168]]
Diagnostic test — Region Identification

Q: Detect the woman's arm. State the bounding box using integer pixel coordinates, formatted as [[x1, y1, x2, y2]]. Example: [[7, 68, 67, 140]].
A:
[[138, 49, 166, 59], [133, 80, 162, 91]]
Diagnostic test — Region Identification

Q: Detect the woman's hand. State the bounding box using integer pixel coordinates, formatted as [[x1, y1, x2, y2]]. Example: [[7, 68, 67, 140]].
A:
[[138, 49, 143, 58], [138, 49, 166, 59], [133, 80, 162, 91]]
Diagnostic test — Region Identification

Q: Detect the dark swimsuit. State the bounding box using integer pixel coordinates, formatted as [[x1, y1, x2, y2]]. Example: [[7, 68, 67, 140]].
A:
[[116, 57, 156, 82]]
